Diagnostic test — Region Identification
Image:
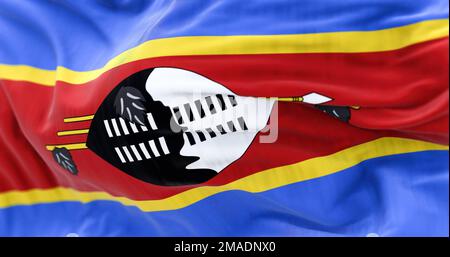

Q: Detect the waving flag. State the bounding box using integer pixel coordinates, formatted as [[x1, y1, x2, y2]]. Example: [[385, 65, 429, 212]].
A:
[[0, 0, 448, 236]]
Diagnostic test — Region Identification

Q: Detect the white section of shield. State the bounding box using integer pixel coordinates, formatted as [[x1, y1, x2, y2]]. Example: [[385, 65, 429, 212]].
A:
[[146, 67, 275, 173]]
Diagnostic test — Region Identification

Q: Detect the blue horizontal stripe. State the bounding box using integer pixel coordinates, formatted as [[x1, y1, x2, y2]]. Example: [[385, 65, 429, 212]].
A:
[[0, 150, 448, 236], [0, 0, 448, 70]]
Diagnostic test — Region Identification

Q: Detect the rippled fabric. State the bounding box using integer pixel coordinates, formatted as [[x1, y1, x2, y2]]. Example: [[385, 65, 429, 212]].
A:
[[0, 151, 448, 236], [0, 0, 448, 237], [0, 0, 447, 70]]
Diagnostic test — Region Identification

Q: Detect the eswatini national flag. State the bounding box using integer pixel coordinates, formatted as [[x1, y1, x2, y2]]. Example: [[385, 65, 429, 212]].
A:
[[0, 1, 448, 236]]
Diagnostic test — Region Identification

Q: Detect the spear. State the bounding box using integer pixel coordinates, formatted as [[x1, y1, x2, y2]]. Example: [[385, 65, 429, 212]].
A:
[[45, 92, 358, 151]]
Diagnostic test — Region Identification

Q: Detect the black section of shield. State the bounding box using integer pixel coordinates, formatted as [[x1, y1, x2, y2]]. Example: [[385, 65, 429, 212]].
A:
[[314, 105, 351, 122], [86, 69, 216, 186], [114, 86, 148, 126], [52, 147, 78, 175]]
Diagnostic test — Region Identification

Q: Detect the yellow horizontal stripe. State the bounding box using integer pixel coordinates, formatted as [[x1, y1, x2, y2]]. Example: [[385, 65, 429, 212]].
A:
[[63, 115, 94, 123], [0, 19, 447, 86], [57, 129, 89, 136], [1, 137, 447, 211], [46, 143, 87, 151]]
